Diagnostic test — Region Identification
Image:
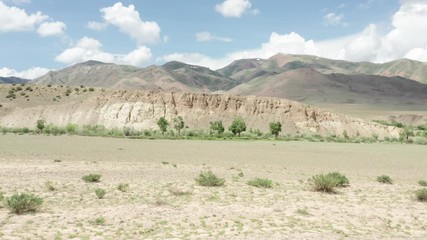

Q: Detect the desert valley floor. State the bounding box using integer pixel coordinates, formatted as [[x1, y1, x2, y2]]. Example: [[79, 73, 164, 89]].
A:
[[0, 135, 426, 239]]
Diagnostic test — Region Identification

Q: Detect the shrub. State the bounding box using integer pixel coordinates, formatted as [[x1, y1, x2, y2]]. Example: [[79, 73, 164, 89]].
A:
[[36, 119, 45, 132], [418, 180, 427, 187], [66, 123, 77, 134], [117, 183, 129, 192], [82, 174, 101, 183], [416, 189, 427, 202], [44, 181, 56, 191], [269, 122, 282, 138], [5, 193, 43, 214], [195, 171, 225, 187], [247, 178, 273, 188], [90, 216, 105, 225], [210, 121, 225, 135], [326, 172, 349, 187], [377, 175, 393, 184], [95, 188, 106, 199], [309, 174, 338, 193], [89, 87, 95, 92]]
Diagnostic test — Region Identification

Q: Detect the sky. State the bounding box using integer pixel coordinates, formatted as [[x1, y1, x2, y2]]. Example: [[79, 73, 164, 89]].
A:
[[1, 0, 427, 79]]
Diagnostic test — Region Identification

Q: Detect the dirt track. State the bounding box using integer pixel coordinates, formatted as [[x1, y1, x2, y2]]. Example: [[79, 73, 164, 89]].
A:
[[0, 135, 426, 239]]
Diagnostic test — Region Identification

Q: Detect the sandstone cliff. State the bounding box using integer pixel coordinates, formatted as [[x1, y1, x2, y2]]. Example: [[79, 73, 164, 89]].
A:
[[0, 85, 399, 138]]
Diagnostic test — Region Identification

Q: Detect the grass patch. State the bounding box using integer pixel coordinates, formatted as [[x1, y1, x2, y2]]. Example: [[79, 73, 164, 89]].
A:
[[95, 188, 106, 199], [90, 216, 105, 225], [418, 180, 427, 187], [195, 171, 225, 187], [247, 178, 273, 188], [117, 183, 129, 192], [5, 193, 43, 214], [82, 174, 101, 183], [416, 189, 427, 202], [44, 181, 56, 191], [377, 175, 393, 184]]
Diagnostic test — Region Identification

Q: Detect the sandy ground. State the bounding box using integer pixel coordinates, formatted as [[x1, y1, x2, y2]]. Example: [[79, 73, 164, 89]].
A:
[[0, 135, 426, 239]]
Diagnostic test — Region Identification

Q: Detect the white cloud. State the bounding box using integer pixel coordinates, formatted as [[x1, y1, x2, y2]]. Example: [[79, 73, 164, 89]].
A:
[[196, 31, 233, 42], [323, 13, 347, 27], [215, 0, 252, 18], [55, 37, 152, 66], [405, 46, 427, 62], [100, 2, 161, 45], [0, 1, 47, 32], [37, 21, 66, 37], [87, 21, 108, 31], [0, 66, 50, 79], [159, 0, 427, 69]]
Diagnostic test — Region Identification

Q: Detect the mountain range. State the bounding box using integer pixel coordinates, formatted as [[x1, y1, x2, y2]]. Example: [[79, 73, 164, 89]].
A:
[[32, 53, 427, 109]]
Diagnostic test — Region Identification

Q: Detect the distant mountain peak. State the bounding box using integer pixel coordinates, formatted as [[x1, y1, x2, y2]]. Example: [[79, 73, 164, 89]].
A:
[[76, 60, 109, 67]]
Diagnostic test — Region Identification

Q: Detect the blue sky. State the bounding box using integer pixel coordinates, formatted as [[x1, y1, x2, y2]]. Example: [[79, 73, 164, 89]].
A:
[[1, 0, 427, 79]]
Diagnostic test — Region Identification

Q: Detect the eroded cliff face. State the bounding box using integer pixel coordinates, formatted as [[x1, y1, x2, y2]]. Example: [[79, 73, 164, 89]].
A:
[[0, 87, 399, 138]]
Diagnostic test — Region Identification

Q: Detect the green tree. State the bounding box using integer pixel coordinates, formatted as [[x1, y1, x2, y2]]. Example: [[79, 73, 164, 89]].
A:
[[269, 121, 282, 137], [173, 116, 184, 136], [157, 117, 169, 135], [210, 121, 225, 135], [36, 119, 45, 132], [400, 126, 414, 142], [229, 117, 246, 137]]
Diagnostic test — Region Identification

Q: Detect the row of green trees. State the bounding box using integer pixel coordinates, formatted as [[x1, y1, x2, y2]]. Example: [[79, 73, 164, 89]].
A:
[[157, 116, 283, 137]]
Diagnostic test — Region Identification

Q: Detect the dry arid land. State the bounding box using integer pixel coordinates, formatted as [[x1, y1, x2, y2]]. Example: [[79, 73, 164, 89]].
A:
[[0, 135, 426, 239]]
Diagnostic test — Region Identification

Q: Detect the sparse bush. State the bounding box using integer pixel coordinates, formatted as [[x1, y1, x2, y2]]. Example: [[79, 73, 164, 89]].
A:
[[95, 188, 106, 199], [90, 216, 105, 225], [66, 123, 77, 134], [309, 174, 338, 193], [195, 171, 225, 187], [210, 121, 225, 135], [0, 192, 4, 208], [82, 174, 101, 183], [327, 172, 349, 187], [5, 193, 43, 214], [173, 116, 185, 136], [44, 181, 56, 191], [416, 189, 427, 202], [247, 178, 273, 188], [418, 180, 427, 187], [117, 183, 129, 192], [89, 87, 95, 92], [377, 175, 393, 184]]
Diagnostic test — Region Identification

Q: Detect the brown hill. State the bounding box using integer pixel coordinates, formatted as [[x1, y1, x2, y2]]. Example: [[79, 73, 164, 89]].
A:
[[0, 84, 399, 138], [34, 60, 237, 93]]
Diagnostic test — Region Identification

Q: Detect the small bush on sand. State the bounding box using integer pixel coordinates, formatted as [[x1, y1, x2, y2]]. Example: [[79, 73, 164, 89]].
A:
[[5, 193, 43, 214], [44, 181, 56, 191], [377, 175, 393, 184], [117, 183, 129, 192], [95, 188, 106, 199], [90, 216, 105, 225], [415, 189, 427, 202], [309, 174, 338, 193], [418, 180, 427, 187], [247, 178, 273, 188], [327, 172, 349, 187], [82, 174, 101, 183], [195, 171, 225, 187]]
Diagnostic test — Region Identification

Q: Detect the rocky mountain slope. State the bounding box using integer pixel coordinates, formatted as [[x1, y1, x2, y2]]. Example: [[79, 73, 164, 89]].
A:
[[35, 60, 237, 93], [0, 84, 399, 138], [0, 77, 30, 84]]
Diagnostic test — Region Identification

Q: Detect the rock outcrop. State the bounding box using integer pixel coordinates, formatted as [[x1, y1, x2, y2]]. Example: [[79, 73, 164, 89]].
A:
[[0, 85, 399, 138]]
